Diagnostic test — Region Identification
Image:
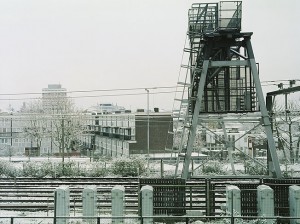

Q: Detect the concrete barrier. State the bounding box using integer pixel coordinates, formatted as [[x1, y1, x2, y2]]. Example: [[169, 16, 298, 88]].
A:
[[54, 185, 70, 224], [111, 185, 125, 224], [140, 185, 153, 224], [83, 185, 97, 224], [226, 185, 241, 216]]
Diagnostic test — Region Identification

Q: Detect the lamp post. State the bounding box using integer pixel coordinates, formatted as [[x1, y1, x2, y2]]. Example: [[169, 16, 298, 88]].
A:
[[10, 112, 13, 162], [145, 89, 150, 161]]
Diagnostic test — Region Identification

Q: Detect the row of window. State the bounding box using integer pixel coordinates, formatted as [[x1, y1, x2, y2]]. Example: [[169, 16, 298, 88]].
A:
[[0, 138, 31, 144], [90, 126, 135, 140], [94, 136, 130, 157], [98, 146, 129, 157], [93, 115, 135, 128]]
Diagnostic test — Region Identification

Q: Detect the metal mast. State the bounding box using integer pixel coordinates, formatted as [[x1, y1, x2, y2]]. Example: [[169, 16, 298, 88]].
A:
[[168, 1, 282, 179]]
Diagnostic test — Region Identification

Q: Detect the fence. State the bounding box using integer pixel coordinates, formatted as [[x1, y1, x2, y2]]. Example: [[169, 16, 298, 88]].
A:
[[2, 215, 300, 224], [2, 177, 300, 223], [49, 179, 300, 223]]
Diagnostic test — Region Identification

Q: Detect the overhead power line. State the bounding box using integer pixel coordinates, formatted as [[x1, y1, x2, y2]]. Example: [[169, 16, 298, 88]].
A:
[[0, 80, 298, 97], [0, 90, 182, 101], [0, 80, 298, 101], [261, 79, 300, 83], [0, 86, 178, 96]]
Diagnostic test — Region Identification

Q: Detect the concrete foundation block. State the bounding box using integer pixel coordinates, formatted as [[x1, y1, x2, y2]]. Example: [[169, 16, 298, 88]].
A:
[[112, 185, 125, 224], [55, 185, 70, 224], [140, 185, 153, 224], [289, 185, 300, 224], [83, 185, 97, 224], [226, 185, 241, 216], [257, 185, 274, 224]]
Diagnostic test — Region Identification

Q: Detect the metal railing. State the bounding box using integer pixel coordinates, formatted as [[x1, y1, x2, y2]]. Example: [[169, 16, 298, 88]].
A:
[[1, 215, 300, 224]]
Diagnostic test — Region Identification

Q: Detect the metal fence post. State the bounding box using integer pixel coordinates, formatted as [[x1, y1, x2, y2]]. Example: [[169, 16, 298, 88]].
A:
[[206, 178, 211, 216]]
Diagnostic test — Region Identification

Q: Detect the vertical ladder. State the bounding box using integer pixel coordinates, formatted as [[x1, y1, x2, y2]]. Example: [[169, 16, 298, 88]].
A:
[[166, 3, 218, 176]]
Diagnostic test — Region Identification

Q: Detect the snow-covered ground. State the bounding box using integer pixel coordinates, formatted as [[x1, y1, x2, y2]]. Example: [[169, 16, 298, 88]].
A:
[[0, 210, 217, 224], [1, 156, 300, 223]]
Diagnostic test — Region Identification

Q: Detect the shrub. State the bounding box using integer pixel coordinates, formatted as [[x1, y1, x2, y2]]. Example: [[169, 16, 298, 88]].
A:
[[233, 151, 247, 162], [199, 160, 227, 175], [5, 166, 21, 177], [0, 161, 10, 176], [244, 161, 267, 175], [111, 156, 146, 177], [0, 161, 21, 177], [23, 162, 40, 177], [23, 161, 76, 178], [51, 161, 78, 177], [89, 162, 107, 177]]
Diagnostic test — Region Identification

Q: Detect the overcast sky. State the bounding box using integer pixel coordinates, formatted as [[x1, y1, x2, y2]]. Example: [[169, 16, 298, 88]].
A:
[[0, 0, 299, 112]]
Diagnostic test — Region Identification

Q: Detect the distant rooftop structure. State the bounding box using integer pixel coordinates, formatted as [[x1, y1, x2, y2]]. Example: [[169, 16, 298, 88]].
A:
[[42, 84, 67, 93], [89, 103, 126, 114], [42, 84, 67, 112]]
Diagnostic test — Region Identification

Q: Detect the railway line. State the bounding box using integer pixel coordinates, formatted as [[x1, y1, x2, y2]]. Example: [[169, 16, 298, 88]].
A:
[[0, 177, 268, 216], [0, 177, 140, 213]]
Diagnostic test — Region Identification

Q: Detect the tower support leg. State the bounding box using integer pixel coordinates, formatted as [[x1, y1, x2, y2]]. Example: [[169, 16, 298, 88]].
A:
[[181, 60, 209, 179], [245, 38, 282, 178]]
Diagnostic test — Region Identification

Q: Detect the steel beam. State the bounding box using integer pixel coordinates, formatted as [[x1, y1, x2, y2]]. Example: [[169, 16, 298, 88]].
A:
[[245, 38, 282, 178], [181, 60, 210, 179], [209, 60, 249, 67], [267, 86, 300, 96]]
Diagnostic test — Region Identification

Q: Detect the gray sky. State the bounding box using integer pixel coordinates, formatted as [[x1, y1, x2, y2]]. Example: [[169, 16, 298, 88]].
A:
[[0, 0, 299, 112]]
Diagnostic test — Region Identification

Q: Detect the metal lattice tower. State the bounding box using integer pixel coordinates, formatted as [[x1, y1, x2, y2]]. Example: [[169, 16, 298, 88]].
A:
[[168, 1, 282, 179]]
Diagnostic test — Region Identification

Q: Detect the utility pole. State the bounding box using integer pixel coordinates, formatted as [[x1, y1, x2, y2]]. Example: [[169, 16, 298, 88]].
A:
[[62, 116, 65, 172], [10, 112, 13, 162], [51, 118, 53, 156], [145, 89, 150, 170]]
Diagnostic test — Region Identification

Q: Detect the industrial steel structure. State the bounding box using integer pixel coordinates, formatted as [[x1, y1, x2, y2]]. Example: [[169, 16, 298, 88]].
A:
[[168, 1, 282, 179]]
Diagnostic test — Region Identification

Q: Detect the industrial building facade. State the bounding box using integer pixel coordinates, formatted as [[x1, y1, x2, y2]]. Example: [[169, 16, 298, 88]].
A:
[[82, 112, 173, 157]]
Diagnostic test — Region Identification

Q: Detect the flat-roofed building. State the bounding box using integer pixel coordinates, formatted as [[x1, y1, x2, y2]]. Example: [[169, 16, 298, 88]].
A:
[[80, 111, 173, 157], [42, 84, 67, 112]]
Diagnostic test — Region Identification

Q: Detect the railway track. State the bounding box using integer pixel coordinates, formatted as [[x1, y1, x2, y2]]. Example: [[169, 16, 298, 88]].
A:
[[0, 177, 140, 213], [0, 177, 262, 215]]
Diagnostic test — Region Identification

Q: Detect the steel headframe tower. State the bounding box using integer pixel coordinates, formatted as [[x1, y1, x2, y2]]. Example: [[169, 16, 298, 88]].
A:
[[174, 1, 282, 179]]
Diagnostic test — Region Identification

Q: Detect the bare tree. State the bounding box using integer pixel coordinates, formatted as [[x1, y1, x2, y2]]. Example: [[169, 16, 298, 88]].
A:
[[23, 96, 85, 162], [44, 95, 85, 163], [272, 100, 300, 163], [23, 101, 48, 156]]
